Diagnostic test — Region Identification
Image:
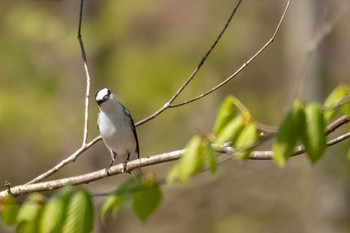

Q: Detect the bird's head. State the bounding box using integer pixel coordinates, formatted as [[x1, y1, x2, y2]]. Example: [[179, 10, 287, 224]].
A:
[[95, 87, 112, 106], [95, 88, 120, 113]]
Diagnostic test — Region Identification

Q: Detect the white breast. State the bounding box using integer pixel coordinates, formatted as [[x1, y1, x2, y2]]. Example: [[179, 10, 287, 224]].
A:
[[97, 104, 137, 161]]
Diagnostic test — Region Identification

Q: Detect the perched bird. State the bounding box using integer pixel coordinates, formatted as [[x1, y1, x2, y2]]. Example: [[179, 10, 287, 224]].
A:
[[95, 87, 142, 176]]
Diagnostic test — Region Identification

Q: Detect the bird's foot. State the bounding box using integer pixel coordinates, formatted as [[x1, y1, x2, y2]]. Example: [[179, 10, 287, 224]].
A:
[[105, 158, 115, 176], [121, 160, 131, 174]]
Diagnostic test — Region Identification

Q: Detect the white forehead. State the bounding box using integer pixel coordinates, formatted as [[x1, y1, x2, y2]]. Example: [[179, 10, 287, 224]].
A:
[[95, 88, 110, 101]]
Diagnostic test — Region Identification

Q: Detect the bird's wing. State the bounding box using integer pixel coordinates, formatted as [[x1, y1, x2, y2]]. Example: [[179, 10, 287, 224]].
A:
[[122, 105, 140, 158]]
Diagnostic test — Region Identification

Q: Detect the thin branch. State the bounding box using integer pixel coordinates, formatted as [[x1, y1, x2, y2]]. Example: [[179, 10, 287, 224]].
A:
[[325, 115, 349, 135], [24, 0, 96, 184], [77, 0, 92, 146], [171, 0, 291, 108], [3, 115, 348, 198], [2, 150, 184, 198], [136, 0, 243, 126], [241, 131, 350, 160], [26, 136, 102, 185], [167, 0, 243, 104], [3, 131, 349, 198]]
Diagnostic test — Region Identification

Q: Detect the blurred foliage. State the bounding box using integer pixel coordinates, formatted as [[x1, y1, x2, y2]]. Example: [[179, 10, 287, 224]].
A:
[[0, 0, 350, 233], [0, 186, 94, 233]]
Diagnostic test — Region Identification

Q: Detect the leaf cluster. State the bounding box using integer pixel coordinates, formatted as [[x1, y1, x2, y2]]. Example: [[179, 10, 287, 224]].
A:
[[1, 186, 93, 233]]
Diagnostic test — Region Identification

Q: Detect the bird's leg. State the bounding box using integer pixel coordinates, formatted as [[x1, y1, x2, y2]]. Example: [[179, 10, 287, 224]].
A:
[[105, 150, 117, 175], [121, 153, 131, 174]]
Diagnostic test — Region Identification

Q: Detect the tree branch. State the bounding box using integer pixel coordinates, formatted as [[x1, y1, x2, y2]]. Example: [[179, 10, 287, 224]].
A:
[[25, 0, 96, 185], [3, 115, 348, 198], [326, 115, 349, 135], [26, 136, 102, 185], [77, 0, 92, 146], [135, 0, 244, 126], [170, 0, 291, 108]]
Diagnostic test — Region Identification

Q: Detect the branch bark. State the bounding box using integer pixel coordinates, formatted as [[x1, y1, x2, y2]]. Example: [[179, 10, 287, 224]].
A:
[[3, 115, 349, 198]]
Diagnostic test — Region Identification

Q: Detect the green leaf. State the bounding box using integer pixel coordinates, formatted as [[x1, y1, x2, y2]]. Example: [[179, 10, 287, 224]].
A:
[[62, 188, 94, 233], [100, 178, 136, 219], [234, 122, 260, 159], [101, 176, 163, 222], [231, 97, 251, 120], [16, 193, 44, 233], [167, 136, 203, 184], [273, 100, 305, 167], [324, 85, 350, 122], [0, 196, 19, 226], [203, 141, 217, 174], [213, 96, 235, 136], [340, 100, 350, 118], [301, 103, 327, 163], [216, 114, 244, 145], [133, 177, 162, 221], [40, 186, 74, 233]]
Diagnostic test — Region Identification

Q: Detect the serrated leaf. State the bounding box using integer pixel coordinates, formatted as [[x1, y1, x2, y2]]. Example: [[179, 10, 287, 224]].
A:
[[216, 114, 244, 145], [100, 178, 136, 219], [203, 141, 217, 174], [133, 177, 162, 221], [0, 196, 19, 226], [167, 136, 203, 184], [62, 188, 94, 233], [301, 103, 326, 163], [273, 100, 305, 167], [16, 193, 44, 233], [234, 122, 259, 159], [40, 186, 74, 233], [213, 96, 235, 136], [324, 85, 350, 122]]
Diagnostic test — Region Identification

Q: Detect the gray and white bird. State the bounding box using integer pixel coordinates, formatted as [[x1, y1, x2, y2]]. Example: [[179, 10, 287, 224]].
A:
[[95, 87, 142, 176]]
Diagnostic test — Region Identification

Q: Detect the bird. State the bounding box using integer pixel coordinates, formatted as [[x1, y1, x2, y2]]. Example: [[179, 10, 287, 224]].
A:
[[95, 87, 142, 176]]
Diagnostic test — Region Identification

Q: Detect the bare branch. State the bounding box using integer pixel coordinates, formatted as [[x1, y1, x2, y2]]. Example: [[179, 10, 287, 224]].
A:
[[77, 0, 92, 146], [171, 0, 291, 108], [325, 115, 349, 135], [24, 0, 96, 184], [26, 136, 102, 185], [2, 150, 184, 197], [136, 0, 243, 126], [3, 115, 348, 198]]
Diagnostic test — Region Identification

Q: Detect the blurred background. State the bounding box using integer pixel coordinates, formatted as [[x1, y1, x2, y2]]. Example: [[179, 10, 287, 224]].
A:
[[0, 0, 350, 232]]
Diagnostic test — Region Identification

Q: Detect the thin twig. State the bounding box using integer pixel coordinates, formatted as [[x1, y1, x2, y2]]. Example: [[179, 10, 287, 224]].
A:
[[171, 0, 291, 108], [26, 136, 102, 185], [243, 131, 350, 160], [136, 0, 243, 126], [77, 0, 92, 146], [325, 115, 349, 135], [25, 0, 96, 185]]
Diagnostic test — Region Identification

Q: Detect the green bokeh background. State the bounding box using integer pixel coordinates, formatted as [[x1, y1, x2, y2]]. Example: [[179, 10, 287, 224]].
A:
[[0, 0, 350, 232]]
